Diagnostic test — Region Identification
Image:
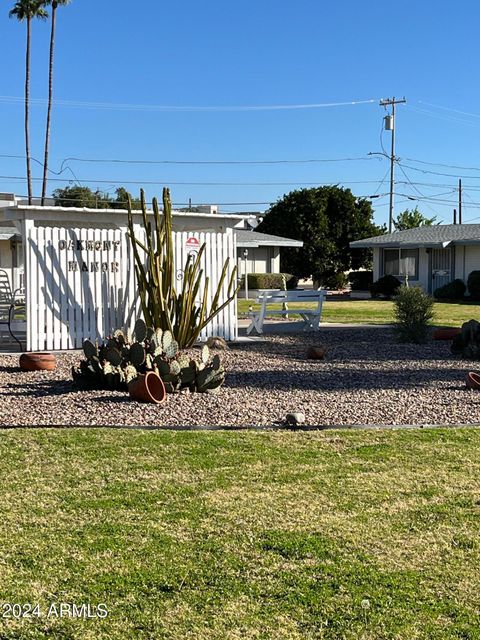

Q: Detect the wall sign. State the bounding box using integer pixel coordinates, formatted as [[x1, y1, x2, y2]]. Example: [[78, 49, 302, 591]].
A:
[[58, 236, 121, 273]]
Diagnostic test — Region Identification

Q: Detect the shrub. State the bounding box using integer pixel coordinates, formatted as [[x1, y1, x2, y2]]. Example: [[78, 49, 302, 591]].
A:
[[71, 320, 225, 394], [323, 272, 349, 290], [393, 285, 435, 343], [370, 274, 401, 298], [241, 273, 298, 290], [467, 271, 480, 299], [348, 270, 373, 291], [434, 279, 466, 300]]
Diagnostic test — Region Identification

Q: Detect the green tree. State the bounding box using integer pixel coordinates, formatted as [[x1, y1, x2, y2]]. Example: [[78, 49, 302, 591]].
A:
[[52, 185, 141, 209], [256, 186, 383, 286], [41, 0, 71, 205], [52, 185, 101, 208], [112, 187, 141, 209], [393, 207, 437, 231], [9, 0, 48, 204]]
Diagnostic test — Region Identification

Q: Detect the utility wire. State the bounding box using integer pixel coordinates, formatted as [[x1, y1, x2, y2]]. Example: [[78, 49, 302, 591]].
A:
[[0, 95, 379, 112], [418, 101, 480, 120]]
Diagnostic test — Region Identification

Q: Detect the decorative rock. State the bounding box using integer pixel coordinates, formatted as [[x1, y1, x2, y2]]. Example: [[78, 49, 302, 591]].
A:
[[285, 412, 305, 426], [19, 352, 56, 372], [206, 336, 229, 350], [307, 345, 327, 359]]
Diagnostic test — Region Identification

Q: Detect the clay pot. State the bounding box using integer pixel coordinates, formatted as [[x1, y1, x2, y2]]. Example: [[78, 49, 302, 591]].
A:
[[128, 372, 166, 404], [307, 345, 327, 360], [432, 328, 461, 341], [19, 352, 56, 371], [466, 371, 480, 390]]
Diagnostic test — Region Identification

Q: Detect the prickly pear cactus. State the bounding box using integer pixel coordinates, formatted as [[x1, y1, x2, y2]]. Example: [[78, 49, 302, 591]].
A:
[[73, 321, 227, 395]]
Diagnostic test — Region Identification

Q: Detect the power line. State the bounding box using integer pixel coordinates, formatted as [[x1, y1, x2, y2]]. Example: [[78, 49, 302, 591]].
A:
[[418, 101, 480, 120], [398, 161, 480, 180], [0, 153, 382, 167], [0, 95, 379, 112], [406, 105, 480, 129], [403, 156, 480, 173], [58, 155, 379, 168], [0, 173, 395, 188]]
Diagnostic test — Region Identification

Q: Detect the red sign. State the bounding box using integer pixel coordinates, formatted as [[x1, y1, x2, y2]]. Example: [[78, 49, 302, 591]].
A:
[[185, 237, 200, 252]]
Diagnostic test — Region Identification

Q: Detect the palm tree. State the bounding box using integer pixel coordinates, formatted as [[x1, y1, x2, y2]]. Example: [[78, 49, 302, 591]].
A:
[[9, 0, 48, 205], [41, 0, 71, 206]]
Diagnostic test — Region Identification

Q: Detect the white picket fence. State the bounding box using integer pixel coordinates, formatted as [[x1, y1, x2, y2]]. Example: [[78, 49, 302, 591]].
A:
[[25, 225, 237, 351]]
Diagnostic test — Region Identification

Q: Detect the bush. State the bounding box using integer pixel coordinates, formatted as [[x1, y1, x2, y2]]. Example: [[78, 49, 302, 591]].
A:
[[370, 274, 401, 298], [322, 272, 349, 290], [467, 271, 480, 299], [241, 273, 298, 290], [348, 270, 373, 291], [434, 279, 466, 300], [393, 285, 435, 343]]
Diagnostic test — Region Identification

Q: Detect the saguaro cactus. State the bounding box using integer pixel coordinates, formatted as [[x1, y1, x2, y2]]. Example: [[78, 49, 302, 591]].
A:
[[126, 188, 239, 348]]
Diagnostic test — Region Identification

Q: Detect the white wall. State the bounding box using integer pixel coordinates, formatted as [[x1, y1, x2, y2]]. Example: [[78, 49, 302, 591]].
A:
[[463, 246, 480, 283], [236, 247, 280, 275]]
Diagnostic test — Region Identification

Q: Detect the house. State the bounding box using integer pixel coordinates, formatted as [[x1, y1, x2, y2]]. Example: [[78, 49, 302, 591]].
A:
[[350, 224, 480, 294], [234, 229, 303, 275]]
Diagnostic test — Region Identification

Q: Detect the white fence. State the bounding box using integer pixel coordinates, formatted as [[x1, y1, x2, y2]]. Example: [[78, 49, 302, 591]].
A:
[[25, 225, 237, 351]]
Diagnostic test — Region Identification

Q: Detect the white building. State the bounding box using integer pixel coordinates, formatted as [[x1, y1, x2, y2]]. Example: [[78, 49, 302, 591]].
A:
[[350, 224, 480, 293]]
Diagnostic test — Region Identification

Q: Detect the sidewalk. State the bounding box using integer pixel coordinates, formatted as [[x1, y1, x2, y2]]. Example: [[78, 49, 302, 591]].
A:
[[237, 318, 392, 336]]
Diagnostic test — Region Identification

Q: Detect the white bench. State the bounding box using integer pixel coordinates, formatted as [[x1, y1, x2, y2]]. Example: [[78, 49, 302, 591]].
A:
[[246, 289, 327, 335]]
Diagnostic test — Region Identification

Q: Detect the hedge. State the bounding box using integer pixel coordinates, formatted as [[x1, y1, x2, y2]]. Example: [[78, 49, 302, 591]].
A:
[[434, 279, 466, 300], [348, 270, 373, 291], [240, 273, 299, 290]]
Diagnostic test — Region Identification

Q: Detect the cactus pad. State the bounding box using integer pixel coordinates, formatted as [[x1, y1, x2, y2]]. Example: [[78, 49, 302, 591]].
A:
[[105, 348, 122, 367], [130, 342, 146, 366], [83, 339, 98, 359], [133, 318, 147, 343]]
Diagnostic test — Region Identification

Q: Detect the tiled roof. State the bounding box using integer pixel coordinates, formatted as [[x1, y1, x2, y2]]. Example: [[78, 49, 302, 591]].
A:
[[350, 224, 480, 248], [234, 229, 303, 247]]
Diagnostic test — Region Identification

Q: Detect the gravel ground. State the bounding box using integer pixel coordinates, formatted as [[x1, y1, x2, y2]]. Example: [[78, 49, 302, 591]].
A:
[[1, 327, 480, 428]]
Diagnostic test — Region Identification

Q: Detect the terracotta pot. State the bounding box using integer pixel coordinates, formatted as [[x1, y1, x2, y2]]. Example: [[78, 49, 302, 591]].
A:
[[19, 352, 56, 371], [307, 345, 327, 360], [432, 328, 461, 341], [128, 372, 166, 404], [466, 371, 480, 390]]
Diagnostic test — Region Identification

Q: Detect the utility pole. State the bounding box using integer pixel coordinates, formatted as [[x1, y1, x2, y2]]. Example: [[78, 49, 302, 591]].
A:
[[459, 178, 462, 224], [380, 97, 406, 233]]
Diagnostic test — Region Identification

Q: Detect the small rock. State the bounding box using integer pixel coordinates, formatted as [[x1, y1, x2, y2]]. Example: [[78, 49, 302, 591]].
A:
[[285, 412, 305, 426], [206, 336, 229, 350], [307, 345, 327, 360]]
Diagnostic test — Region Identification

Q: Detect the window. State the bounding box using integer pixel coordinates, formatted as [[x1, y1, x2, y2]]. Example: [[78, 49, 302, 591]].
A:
[[383, 248, 418, 279]]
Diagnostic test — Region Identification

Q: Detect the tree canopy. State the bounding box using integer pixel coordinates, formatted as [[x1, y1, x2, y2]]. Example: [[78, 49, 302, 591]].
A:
[[52, 186, 141, 209], [256, 186, 384, 285], [393, 207, 437, 231]]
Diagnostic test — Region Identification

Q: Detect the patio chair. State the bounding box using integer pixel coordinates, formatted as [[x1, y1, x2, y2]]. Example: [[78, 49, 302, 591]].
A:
[[0, 269, 26, 350]]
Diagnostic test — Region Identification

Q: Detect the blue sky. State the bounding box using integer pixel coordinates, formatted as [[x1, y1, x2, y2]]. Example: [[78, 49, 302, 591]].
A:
[[2, 0, 480, 226]]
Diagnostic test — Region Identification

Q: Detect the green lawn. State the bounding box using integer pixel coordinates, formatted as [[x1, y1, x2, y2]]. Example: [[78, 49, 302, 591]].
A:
[[237, 298, 480, 327], [1, 428, 480, 639]]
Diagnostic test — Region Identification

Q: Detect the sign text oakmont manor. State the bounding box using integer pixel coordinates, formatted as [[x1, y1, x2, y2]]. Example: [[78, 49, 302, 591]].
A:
[[58, 236, 121, 273]]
